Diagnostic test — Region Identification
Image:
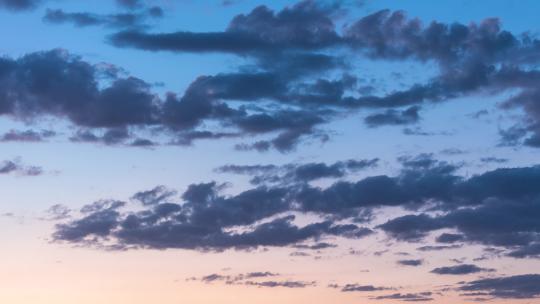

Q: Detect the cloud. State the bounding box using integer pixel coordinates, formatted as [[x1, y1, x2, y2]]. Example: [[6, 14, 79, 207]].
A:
[[0, 50, 159, 128], [244, 280, 315, 288], [52, 157, 540, 257], [43, 204, 71, 221], [53, 200, 125, 242], [430, 264, 494, 275], [116, 0, 141, 9], [480, 157, 508, 164], [372, 292, 433, 302], [189, 271, 314, 288], [507, 243, 540, 259], [131, 185, 177, 206], [0, 49, 341, 151], [110, 1, 340, 54], [216, 158, 378, 185], [416, 245, 462, 252], [191, 271, 279, 284], [380, 191, 540, 257], [22, 4, 540, 149], [435, 233, 464, 243], [53, 182, 373, 251], [43, 7, 163, 29], [0, 0, 40, 10], [364, 106, 420, 128], [0, 129, 55, 142], [459, 274, 540, 299], [0, 158, 43, 176], [341, 284, 390, 292], [397, 259, 423, 266], [294, 242, 336, 250]]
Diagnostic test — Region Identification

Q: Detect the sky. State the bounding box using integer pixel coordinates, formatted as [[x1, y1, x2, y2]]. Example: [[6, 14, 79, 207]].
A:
[[1, 0, 540, 303]]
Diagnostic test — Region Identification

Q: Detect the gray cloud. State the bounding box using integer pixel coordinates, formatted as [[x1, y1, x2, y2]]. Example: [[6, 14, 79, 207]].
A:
[[459, 274, 540, 299], [430, 264, 495, 275], [0, 129, 55, 142], [372, 292, 433, 302], [0, 0, 40, 10], [0, 158, 43, 176], [43, 7, 163, 29], [216, 158, 379, 185], [397, 259, 423, 266]]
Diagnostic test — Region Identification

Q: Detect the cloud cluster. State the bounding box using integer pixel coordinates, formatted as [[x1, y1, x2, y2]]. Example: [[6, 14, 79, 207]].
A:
[[106, 1, 540, 148], [53, 181, 372, 251], [53, 154, 540, 261], [2, 2, 540, 150], [0, 49, 339, 151]]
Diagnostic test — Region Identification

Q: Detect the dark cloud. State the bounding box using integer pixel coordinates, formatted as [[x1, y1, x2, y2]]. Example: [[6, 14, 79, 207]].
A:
[[110, 1, 340, 54], [380, 187, 540, 255], [216, 158, 378, 185], [507, 243, 540, 259], [170, 131, 240, 146], [294, 242, 336, 250], [7, 8, 539, 151], [480, 157, 508, 164], [130, 138, 156, 147], [244, 280, 315, 288], [53, 183, 372, 251], [106, 6, 540, 147], [44, 204, 71, 221], [131, 185, 177, 206], [0, 129, 55, 142], [343, 10, 525, 64], [295, 155, 461, 216], [0, 50, 158, 128], [0, 50, 339, 151], [52, 158, 540, 257], [189, 271, 315, 289], [372, 292, 433, 302], [435, 233, 464, 243], [341, 284, 390, 292], [43, 8, 163, 29], [416, 245, 462, 252], [116, 0, 141, 9], [0, 0, 40, 10], [0, 158, 43, 176], [364, 106, 420, 127], [190, 271, 280, 285], [397, 259, 423, 266], [430, 264, 494, 275], [459, 274, 540, 299], [53, 200, 125, 242]]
